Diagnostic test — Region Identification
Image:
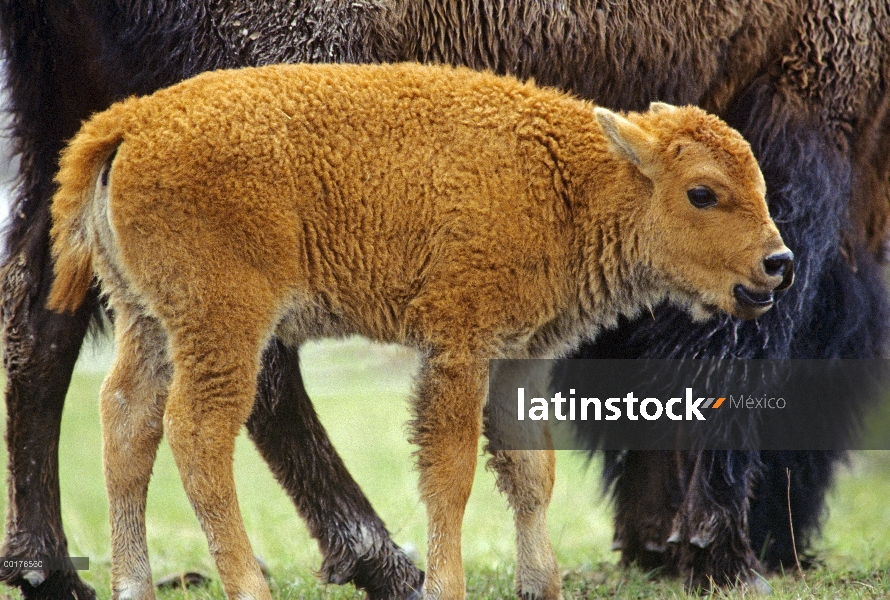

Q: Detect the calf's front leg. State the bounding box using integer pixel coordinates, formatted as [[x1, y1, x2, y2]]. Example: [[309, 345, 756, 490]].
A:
[[484, 359, 560, 599], [486, 447, 559, 600]]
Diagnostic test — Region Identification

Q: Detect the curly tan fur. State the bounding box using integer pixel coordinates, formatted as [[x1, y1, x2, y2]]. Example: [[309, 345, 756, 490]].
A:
[[48, 63, 790, 600]]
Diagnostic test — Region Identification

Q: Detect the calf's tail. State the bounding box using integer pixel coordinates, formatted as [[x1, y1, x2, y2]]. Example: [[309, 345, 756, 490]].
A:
[[47, 100, 133, 313]]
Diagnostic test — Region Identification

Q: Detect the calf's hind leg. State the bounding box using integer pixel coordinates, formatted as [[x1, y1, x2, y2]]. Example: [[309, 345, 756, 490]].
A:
[[162, 317, 274, 600], [101, 309, 171, 599]]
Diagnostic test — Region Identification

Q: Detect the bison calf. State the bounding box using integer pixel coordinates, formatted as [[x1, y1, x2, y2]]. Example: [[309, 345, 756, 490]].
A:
[[47, 63, 791, 600]]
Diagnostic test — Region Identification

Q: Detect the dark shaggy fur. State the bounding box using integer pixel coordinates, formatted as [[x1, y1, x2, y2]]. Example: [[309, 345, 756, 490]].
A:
[[1, 1, 889, 598]]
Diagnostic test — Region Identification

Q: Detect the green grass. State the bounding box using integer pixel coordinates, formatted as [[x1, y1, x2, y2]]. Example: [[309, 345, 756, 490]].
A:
[[2, 336, 890, 599]]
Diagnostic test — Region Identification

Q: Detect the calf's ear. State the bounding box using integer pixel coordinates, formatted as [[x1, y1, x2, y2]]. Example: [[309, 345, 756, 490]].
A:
[[594, 107, 659, 178], [648, 101, 678, 114]]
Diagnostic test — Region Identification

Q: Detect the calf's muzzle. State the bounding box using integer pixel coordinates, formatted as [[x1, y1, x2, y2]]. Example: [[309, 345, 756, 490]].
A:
[[763, 250, 794, 292]]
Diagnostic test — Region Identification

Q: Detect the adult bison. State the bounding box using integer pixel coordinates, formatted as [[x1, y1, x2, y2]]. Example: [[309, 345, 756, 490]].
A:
[[1, 1, 888, 598]]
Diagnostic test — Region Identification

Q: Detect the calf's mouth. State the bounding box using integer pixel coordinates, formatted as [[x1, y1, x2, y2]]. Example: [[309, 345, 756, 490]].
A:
[[733, 284, 775, 309]]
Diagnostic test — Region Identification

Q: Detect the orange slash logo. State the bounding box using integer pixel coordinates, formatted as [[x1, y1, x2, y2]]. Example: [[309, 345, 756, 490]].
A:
[[702, 397, 726, 409]]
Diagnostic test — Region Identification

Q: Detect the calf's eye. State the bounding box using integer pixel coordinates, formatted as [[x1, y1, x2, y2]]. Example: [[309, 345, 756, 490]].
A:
[[687, 186, 718, 208]]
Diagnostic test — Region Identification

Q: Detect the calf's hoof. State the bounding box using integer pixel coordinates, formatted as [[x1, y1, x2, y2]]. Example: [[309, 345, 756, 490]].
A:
[[515, 565, 561, 600]]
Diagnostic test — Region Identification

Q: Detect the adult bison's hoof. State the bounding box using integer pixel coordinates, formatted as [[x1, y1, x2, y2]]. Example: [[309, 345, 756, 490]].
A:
[[320, 538, 424, 600], [358, 566, 423, 600], [683, 568, 772, 595], [405, 580, 425, 600], [747, 572, 773, 594], [2, 569, 96, 600], [670, 538, 762, 593], [613, 536, 672, 575]]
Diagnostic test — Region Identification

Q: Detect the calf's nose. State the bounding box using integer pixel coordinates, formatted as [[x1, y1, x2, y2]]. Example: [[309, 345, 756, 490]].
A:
[[763, 250, 794, 291]]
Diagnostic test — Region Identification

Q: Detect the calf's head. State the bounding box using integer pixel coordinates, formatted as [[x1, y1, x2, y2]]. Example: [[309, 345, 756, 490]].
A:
[[595, 102, 793, 320]]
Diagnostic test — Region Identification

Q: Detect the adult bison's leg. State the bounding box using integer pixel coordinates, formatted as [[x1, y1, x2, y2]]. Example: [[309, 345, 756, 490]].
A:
[[664, 452, 763, 590], [601, 450, 763, 589], [0, 236, 99, 600], [605, 451, 683, 574], [747, 450, 842, 570], [247, 341, 424, 600], [725, 79, 890, 574], [747, 247, 889, 568], [0, 1, 109, 594]]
